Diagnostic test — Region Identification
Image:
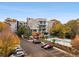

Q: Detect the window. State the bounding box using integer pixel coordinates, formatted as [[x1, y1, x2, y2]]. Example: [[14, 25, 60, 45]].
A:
[[44, 21, 46, 24], [42, 29, 46, 31], [39, 21, 42, 24], [33, 29, 37, 32]]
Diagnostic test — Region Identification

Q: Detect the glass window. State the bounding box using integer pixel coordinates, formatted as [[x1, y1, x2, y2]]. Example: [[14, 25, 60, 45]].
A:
[[44, 21, 46, 24], [33, 29, 37, 32], [40, 21, 42, 24]]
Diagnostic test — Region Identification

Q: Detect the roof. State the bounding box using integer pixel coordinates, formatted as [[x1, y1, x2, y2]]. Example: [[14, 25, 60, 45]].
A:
[[5, 18, 17, 23]]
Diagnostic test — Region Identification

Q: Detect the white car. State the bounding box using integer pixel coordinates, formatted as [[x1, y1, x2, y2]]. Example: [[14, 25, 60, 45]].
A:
[[10, 45, 25, 57], [10, 51, 24, 57]]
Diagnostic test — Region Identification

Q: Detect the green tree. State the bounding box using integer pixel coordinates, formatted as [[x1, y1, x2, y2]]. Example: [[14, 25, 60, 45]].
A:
[[17, 23, 31, 39], [60, 25, 71, 38], [24, 25, 32, 39], [50, 20, 63, 37], [65, 19, 79, 38], [50, 19, 71, 38], [17, 24, 26, 36]]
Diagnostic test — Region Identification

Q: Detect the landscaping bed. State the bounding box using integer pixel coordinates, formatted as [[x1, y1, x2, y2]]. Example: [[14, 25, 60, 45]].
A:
[[52, 43, 79, 55], [46, 38, 79, 55]]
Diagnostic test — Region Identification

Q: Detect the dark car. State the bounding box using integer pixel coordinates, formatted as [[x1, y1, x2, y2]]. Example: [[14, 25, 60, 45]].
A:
[[41, 43, 53, 49]]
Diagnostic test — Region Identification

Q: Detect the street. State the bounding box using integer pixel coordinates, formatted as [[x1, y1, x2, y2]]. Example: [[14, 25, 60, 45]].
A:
[[20, 39, 72, 57]]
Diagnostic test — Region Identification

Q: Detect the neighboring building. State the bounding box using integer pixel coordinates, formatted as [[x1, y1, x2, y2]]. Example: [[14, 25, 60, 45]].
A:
[[47, 20, 57, 34], [5, 18, 18, 32], [18, 21, 30, 30], [18, 21, 27, 26], [27, 17, 48, 35], [19, 21, 27, 26], [5, 18, 30, 33]]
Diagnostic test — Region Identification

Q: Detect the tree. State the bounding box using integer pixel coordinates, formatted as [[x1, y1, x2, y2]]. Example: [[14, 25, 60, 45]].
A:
[[71, 22, 79, 35], [0, 22, 20, 56], [0, 31, 20, 56], [60, 25, 71, 38], [50, 20, 63, 37], [65, 19, 79, 38], [0, 22, 10, 32], [17, 23, 31, 39], [24, 25, 32, 39], [49, 19, 61, 34], [17, 24, 26, 37], [50, 19, 71, 38]]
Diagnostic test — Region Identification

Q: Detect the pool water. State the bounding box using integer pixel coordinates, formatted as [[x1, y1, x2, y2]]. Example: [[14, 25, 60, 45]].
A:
[[47, 38, 72, 47]]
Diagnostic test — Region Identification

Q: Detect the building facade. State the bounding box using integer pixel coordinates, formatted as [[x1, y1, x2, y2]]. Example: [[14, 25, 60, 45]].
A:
[[27, 17, 48, 35], [5, 18, 18, 32]]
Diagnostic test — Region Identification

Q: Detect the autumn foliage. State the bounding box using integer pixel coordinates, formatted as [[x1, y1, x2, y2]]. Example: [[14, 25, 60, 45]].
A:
[[0, 22, 20, 56]]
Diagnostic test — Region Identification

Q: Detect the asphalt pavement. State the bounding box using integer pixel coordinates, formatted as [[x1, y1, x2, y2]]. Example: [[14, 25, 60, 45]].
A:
[[20, 39, 72, 57]]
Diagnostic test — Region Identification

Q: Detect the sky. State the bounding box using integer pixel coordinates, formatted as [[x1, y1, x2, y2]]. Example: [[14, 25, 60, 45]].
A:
[[0, 2, 79, 23]]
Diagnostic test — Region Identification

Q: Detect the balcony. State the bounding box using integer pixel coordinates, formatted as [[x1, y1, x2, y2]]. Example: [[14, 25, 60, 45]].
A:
[[38, 21, 46, 26]]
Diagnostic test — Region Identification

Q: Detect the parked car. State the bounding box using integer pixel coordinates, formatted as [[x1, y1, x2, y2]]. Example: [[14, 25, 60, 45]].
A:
[[41, 43, 53, 49], [10, 45, 25, 57], [14, 48, 25, 57], [33, 39, 41, 44]]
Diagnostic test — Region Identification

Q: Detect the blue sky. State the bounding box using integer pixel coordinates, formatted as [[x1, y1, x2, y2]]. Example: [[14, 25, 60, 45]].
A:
[[0, 2, 79, 23]]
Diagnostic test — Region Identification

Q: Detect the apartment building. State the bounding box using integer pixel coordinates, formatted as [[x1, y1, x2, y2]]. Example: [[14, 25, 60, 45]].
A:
[[27, 17, 48, 35], [18, 21, 30, 30], [18, 21, 27, 26], [5, 18, 18, 32], [48, 20, 57, 34]]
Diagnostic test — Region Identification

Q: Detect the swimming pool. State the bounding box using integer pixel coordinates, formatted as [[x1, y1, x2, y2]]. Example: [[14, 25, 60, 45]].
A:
[[46, 38, 72, 47]]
